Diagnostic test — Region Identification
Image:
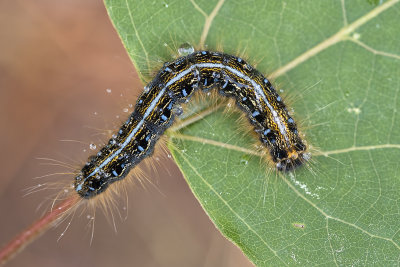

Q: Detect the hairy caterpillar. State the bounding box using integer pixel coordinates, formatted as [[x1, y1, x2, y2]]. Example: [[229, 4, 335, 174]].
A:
[[74, 50, 310, 199]]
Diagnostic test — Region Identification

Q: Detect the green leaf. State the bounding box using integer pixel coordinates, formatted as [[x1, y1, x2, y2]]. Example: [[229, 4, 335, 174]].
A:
[[104, 0, 400, 265]]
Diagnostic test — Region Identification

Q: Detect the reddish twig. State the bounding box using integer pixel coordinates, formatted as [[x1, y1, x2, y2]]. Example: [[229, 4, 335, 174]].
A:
[[0, 194, 79, 265]]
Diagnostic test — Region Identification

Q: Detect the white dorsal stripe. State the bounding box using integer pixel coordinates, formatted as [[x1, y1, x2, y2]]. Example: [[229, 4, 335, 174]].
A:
[[78, 61, 288, 188]]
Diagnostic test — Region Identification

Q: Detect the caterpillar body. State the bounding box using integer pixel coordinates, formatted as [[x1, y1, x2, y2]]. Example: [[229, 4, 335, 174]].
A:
[[74, 50, 309, 199]]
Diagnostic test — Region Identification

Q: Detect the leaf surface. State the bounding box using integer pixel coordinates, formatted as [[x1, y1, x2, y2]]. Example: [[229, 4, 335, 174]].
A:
[[104, 0, 400, 265]]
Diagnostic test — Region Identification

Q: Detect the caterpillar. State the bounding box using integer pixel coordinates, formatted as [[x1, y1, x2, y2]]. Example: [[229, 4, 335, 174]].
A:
[[74, 50, 310, 199]]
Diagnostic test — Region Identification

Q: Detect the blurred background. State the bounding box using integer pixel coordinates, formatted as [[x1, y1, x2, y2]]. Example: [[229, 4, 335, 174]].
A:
[[0, 1, 252, 266]]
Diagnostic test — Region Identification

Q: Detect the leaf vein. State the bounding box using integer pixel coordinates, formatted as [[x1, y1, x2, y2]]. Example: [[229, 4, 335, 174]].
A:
[[279, 173, 400, 251], [172, 147, 288, 265], [124, 0, 151, 72], [269, 0, 399, 79], [170, 133, 400, 157], [347, 37, 400, 60]]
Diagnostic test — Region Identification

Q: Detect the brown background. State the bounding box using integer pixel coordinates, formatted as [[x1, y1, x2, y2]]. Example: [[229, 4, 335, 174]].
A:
[[0, 1, 253, 266]]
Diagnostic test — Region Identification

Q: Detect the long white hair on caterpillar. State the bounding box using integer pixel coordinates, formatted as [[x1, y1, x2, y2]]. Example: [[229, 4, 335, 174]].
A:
[[0, 44, 311, 265]]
